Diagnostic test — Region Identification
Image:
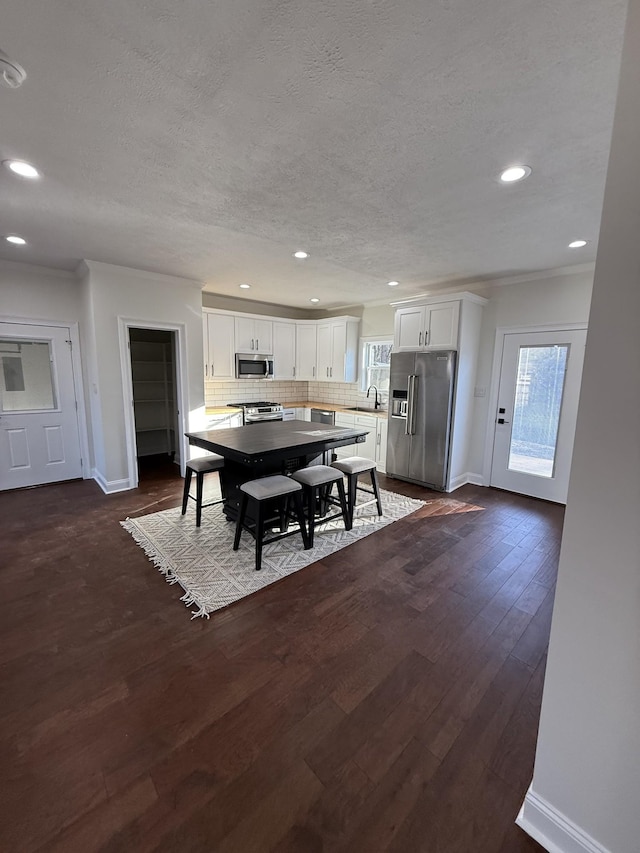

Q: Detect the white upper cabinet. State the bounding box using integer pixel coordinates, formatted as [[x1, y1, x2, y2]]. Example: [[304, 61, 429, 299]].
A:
[[272, 321, 296, 380], [204, 311, 235, 379], [234, 317, 273, 354], [316, 318, 359, 382], [295, 322, 318, 380], [394, 300, 460, 351]]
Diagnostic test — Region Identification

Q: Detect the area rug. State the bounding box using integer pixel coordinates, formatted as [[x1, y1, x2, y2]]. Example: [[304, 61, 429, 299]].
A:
[[121, 488, 426, 618]]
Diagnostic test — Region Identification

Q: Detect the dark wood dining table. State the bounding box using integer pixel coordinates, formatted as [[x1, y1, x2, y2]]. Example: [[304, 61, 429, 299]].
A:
[[185, 419, 370, 521]]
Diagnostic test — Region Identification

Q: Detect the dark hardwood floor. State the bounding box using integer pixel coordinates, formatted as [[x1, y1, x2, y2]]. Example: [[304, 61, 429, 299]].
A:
[[0, 461, 558, 852]]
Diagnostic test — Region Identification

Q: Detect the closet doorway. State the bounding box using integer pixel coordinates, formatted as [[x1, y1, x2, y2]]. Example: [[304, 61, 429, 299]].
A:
[[129, 327, 180, 482]]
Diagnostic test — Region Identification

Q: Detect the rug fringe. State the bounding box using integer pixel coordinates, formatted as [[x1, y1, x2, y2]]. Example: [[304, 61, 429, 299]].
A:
[[121, 519, 213, 618]]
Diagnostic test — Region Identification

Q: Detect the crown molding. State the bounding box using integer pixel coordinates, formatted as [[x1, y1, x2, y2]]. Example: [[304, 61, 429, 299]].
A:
[[0, 258, 78, 280]]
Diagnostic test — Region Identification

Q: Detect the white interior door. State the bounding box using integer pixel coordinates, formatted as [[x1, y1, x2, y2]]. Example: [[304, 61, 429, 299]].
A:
[[0, 323, 83, 490], [490, 329, 586, 503]]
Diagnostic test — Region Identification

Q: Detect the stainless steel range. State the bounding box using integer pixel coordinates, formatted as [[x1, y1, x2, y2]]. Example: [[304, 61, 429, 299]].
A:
[[227, 401, 284, 424]]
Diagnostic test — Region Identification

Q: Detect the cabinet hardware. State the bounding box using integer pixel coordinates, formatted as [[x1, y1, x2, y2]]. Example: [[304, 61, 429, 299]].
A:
[[256, 338, 259, 350], [205, 364, 208, 377], [292, 366, 296, 377], [425, 330, 429, 344], [419, 331, 423, 346]]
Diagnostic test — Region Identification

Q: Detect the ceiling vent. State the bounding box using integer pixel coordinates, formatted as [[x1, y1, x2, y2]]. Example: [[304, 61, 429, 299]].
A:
[[0, 49, 26, 89]]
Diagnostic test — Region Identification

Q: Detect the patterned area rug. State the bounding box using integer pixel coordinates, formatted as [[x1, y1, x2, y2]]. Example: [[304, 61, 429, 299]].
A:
[[121, 487, 426, 618]]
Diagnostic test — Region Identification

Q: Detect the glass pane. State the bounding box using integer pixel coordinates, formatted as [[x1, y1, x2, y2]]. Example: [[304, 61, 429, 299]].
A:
[[508, 345, 569, 478], [0, 339, 56, 412], [364, 341, 392, 394]]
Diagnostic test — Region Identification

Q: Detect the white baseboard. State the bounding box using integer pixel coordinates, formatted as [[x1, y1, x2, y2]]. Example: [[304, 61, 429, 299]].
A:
[[447, 471, 486, 491], [92, 469, 132, 494], [517, 788, 610, 853]]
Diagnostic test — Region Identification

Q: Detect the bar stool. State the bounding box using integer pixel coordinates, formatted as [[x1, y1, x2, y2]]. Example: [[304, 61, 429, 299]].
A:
[[181, 455, 225, 527], [233, 475, 311, 571], [331, 457, 383, 527], [291, 465, 351, 546]]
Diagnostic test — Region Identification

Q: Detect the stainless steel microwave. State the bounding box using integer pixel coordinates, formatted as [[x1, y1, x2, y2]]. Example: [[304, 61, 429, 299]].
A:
[[235, 353, 274, 380]]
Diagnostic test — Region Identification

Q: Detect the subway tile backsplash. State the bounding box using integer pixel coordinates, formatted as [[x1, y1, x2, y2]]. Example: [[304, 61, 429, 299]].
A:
[[205, 380, 386, 409]]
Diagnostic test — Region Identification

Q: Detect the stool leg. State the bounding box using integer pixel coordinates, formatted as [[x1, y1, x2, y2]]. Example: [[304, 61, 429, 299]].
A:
[[347, 472, 358, 526], [370, 468, 383, 517], [307, 485, 317, 548], [196, 472, 204, 527], [335, 478, 351, 531], [233, 493, 248, 550], [181, 467, 193, 515], [293, 492, 311, 550], [255, 501, 265, 571]]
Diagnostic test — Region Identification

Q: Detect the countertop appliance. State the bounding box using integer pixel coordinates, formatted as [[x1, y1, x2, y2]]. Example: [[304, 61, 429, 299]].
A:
[[235, 352, 274, 380], [227, 401, 283, 424], [386, 350, 456, 490], [310, 408, 336, 426]]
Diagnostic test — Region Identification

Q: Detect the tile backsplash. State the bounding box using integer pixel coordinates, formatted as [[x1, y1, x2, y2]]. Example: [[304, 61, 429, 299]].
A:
[[205, 380, 386, 410]]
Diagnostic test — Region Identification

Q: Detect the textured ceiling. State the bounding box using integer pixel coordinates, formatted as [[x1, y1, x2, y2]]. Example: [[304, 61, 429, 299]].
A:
[[0, 0, 628, 309]]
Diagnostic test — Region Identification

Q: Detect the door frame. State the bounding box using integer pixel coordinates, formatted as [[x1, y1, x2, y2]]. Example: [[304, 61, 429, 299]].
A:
[[0, 314, 91, 482], [118, 317, 187, 489], [482, 323, 588, 489]]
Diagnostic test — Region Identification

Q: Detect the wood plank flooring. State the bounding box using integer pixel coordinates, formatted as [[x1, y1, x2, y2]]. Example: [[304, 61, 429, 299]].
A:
[[0, 460, 558, 852]]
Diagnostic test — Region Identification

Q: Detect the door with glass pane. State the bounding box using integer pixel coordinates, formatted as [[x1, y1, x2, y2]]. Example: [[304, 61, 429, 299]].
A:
[[490, 329, 586, 503], [0, 323, 82, 490]]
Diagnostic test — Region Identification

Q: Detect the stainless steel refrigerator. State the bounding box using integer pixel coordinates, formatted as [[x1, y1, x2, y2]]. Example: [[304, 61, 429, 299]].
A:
[[386, 350, 456, 490]]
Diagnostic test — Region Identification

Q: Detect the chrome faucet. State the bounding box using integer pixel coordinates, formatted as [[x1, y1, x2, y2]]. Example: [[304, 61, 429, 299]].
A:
[[367, 385, 381, 409]]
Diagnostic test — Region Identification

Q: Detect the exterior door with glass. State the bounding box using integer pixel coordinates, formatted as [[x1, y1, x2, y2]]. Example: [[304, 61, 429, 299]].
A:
[[490, 329, 587, 503], [0, 322, 83, 490]]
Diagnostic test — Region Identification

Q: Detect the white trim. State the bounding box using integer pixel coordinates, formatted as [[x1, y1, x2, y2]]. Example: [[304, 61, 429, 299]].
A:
[[481, 323, 589, 487], [81, 259, 202, 290], [390, 290, 488, 308], [0, 315, 91, 482], [92, 469, 131, 495], [517, 788, 611, 853], [447, 471, 486, 491], [118, 317, 189, 490]]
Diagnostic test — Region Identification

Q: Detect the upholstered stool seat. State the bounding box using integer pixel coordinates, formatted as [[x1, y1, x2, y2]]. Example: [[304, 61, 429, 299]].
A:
[[331, 456, 383, 526], [233, 475, 310, 570], [291, 464, 350, 546], [181, 454, 225, 527]]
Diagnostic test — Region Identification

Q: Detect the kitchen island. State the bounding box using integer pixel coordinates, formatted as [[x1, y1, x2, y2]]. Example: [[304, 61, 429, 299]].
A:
[[186, 419, 369, 520]]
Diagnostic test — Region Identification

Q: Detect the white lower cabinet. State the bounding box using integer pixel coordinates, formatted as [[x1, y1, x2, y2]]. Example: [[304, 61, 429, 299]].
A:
[[206, 411, 242, 430], [334, 413, 378, 464], [282, 408, 296, 421], [295, 407, 311, 421], [375, 417, 388, 474]]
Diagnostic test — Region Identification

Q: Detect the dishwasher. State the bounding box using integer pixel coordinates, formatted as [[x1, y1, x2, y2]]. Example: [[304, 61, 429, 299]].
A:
[[310, 408, 335, 425]]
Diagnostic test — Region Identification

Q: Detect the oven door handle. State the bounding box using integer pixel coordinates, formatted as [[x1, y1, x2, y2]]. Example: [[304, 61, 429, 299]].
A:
[[247, 413, 283, 422]]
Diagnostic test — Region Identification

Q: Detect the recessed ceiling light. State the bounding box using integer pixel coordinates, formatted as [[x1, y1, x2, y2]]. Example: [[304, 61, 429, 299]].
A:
[[568, 240, 588, 248], [239, 283, 251, 289], [6, 235, 26, 245], [387, 280, 399, 287], [3, 159, 40, 179], [293, 250, 309, 259], [499, 165, 532, 183], [310, 298, 320, 303]]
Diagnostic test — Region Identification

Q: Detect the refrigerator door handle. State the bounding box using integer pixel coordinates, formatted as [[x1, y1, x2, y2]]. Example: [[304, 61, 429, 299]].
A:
[[407, 374, 418, 435]]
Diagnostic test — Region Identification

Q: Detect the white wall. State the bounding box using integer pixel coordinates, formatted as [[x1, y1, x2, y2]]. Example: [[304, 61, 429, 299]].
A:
[[519, 2, 640, 851], [0, 260, 82, 323], [81, 261, 204, 488], [467, 271, 594, 480]]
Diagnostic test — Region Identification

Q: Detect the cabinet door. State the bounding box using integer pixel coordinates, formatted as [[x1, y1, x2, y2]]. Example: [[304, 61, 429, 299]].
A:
[[208, 313, 235, 378], [334, 413, 356, 459], [330, 322, 347, 381], [354, 414, 377, 460], [426, 301, 459, 349], [295, 407, 310, 421], [395, 307, 425, 351], [234, 317, 255, 352], [376, 418, 388, 473], [202, 314, 210, 379], [316, 323, 332, 380], [254, 319, 272, 354], [272, 322, 296, 379], [296, 324, 317, 380]]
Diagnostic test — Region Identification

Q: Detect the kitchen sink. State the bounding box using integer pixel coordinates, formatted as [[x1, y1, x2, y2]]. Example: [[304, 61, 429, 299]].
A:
[[343, 406, 386, 413]]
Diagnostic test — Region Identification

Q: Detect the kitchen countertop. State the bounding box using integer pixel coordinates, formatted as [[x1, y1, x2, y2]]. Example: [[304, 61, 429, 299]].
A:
[[283, 401, 388, 418], [204, 402, 388, 418]]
